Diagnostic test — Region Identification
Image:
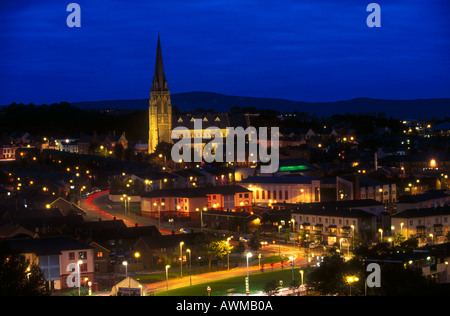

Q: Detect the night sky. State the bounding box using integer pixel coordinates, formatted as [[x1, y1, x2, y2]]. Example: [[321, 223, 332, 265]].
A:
[[1, 0, 449, 110]]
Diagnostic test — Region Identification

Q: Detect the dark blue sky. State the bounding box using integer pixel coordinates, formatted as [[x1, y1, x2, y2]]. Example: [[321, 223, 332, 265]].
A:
[[1, 0, 449, 108]]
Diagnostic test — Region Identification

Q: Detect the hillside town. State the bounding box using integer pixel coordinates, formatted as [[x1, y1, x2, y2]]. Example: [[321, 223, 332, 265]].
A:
[[1, 105, 449, 295], [1, 33, 449, 297]]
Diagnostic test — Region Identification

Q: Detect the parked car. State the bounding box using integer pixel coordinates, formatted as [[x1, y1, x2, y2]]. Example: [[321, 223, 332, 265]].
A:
[[239, 236, 250, 243], [179, 228, 190, 234], [309, 242, 319, 248]]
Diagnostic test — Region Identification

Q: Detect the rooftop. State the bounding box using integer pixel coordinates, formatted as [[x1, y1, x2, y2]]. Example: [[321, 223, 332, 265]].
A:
[[393, 205, 450, 218], [141, 185, 251, 198], [6, 236, 92, 256]]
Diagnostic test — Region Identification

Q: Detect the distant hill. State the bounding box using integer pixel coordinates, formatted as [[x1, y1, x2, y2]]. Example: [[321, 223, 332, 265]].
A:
[[60, 92, 450, 119]]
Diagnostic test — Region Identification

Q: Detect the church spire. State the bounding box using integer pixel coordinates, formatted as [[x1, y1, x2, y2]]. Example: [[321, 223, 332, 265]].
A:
[[151, 34, 169, 92]]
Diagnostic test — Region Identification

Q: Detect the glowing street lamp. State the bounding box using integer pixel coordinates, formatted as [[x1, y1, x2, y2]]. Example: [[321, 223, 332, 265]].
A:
[[165, 265, 171, 295], [186, 249, 192, 286], [246, 252, 253, 295], [77, 260, 83, 296], [179, 242, 184, 278], [346, 276, 359, 296], [122, 261, 128, 276], [430, 159, 437, 168]]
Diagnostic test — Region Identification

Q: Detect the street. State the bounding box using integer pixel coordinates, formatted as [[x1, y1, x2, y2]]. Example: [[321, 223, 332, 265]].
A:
[[81, 190, 309, 295]]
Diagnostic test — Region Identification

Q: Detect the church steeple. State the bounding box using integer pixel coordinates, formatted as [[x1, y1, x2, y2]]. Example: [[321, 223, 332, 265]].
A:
[[148, 34, 172, 154], [151, 34, 169, 92]]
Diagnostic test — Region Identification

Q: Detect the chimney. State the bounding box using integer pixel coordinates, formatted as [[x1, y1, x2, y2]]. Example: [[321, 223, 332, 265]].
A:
[[351, 175, 360, 200]]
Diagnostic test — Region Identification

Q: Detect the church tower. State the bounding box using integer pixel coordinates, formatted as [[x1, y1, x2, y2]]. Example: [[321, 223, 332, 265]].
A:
[[148, 35, 172, 154]]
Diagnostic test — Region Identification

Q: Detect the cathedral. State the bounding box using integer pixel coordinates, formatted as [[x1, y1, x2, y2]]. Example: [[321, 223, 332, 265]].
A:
[[148, 35, 250, 158], [148, 35, 172, 154]]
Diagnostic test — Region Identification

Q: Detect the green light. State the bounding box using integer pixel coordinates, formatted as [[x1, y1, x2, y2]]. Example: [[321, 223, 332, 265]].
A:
[[279, 165, 308, 172]]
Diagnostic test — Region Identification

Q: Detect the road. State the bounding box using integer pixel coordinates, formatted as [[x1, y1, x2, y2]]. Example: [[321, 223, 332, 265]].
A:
[[82, 190, 181, 234], [82, 190, 309, 295], [144, 248, 307, 295]]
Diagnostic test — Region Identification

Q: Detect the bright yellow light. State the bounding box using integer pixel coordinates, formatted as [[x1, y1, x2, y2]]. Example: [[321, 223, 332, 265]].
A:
[[430, 159, 437, 168]]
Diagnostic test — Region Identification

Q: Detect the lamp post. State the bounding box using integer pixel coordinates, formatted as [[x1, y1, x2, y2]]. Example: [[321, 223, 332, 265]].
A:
[[226, 237, 232, 270], [289, 256, 294, 281], [350, 224, 355, 253], [77, 260, 83, 296], [186, 249, 192, 286], [246, 252, 253, 295], [180, 241, 184, 278], [122, 261, 128, 276], [346, 276, 359, 296], [202, 207, 207, 232], [165, 265, 170, 296], [134, 252, 140, 271], [378, 228, 383, 243]]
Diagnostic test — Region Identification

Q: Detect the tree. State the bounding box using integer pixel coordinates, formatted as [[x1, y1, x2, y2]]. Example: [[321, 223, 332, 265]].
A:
[[248, 230, 261, 251], [284, 228, 291, 242], [263, 280, 279, 296], [113, 143, 124, 160], [307, 254, 347, 295], [0, 242, 49, 296], [289, 279, 300, 295], [204, 239, 232, 270], [399, 237, 419, 252], [393, 232, 406, 247]]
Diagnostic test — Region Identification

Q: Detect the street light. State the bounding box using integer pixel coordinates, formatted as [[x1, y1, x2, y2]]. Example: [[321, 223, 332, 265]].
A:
[[378, 228, 383, 243], [226, 237, 232, 270], [346, 276, 359, 296], [180, 241, 184, 278], [122, 261, 128, 276], [77, 260, 83, 296], [246, 252, 252, 278], [134, 252, 140, 271], [289, 256, 294, 281], [299, 270, 304, 287], [201, 207, 207, 232], [186, 249, 192, 286], [165, 265, 171, 296], [246, 252, 253, 295]]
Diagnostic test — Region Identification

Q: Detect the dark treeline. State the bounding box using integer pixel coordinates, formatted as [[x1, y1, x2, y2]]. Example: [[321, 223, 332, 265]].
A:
[[1, 101, 406, 142], [0, 102, 148, 141]]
